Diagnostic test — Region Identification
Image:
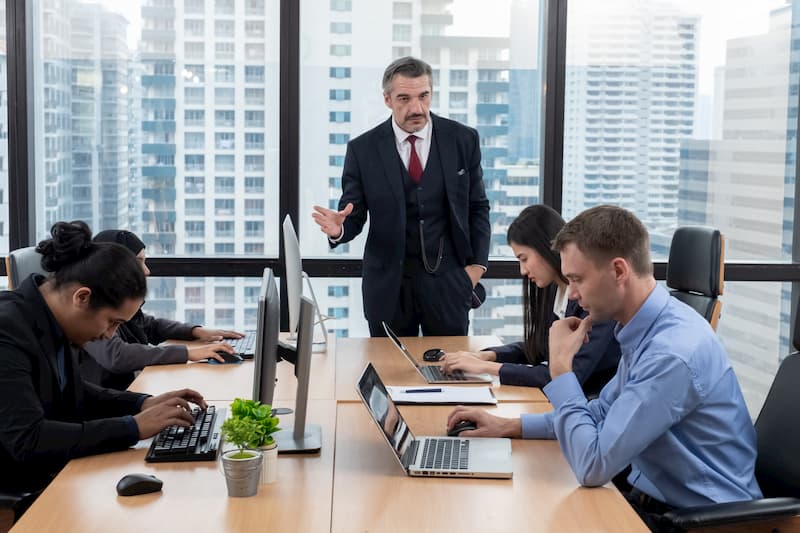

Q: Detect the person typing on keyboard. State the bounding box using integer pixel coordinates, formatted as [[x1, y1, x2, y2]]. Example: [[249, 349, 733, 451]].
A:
[[0, 221, 210, 519], [78, 229, 244, 390]]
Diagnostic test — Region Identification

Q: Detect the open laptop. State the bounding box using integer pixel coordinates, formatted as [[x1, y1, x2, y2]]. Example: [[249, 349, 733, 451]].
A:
[[382, 322, 493, 384], [356, 363, 512, 479]]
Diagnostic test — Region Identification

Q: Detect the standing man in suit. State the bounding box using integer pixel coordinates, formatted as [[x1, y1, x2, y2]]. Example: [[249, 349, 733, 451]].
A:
[[312, 56, 491, 336]]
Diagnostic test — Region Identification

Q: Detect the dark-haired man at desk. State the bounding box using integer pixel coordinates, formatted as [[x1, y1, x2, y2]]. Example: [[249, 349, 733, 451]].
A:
[[312, 56, 490, 337], [447, 206, 761, 530]]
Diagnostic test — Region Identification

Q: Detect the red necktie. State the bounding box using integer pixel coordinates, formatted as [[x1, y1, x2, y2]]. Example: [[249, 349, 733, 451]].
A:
[[407, 135, 423, 183]]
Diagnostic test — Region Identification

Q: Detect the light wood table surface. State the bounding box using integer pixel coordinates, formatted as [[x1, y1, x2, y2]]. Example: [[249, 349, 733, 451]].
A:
[[335, 336, 547, 403], [128, 335, 336, 401], [331, 402, 647, 532], [10, 400, 336, 533]]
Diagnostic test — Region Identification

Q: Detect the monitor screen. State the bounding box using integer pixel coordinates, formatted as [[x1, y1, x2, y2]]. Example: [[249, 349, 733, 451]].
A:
[[252, 267, 279, 406], [282, 214, 303, 336]]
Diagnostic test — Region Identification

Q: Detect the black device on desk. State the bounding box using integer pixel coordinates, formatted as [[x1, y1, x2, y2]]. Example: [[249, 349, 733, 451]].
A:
[[227, 331, 257, 359], [145, 406, 226, 463], [208, 352, 243, 364]]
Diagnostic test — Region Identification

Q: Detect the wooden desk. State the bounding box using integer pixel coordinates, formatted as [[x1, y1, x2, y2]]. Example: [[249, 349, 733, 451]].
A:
[[335, 336, 547, 403], [129, 337, 336, 402], [331, 402, 647, 532], [10, 400, 337, 533]]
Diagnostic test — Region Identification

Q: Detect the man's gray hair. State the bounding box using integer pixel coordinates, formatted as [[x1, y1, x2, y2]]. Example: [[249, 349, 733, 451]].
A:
[[382, 56, 433, 94]]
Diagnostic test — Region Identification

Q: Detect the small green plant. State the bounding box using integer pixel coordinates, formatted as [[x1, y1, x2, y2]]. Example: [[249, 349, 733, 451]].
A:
[[221, 398, 281, 457]]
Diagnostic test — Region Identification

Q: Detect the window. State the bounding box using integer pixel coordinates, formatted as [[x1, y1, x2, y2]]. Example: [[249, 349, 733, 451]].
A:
[[215, 87, 235, 105], [245, 177, 264, 192], [330, 22, 352, 34], [330, 45, 351, 57], [215, 199, 235, 215], [185, 87, 204, 105], [246, 44, 265, 59], [185, 110, 205, 126], [186, 310, 205, 325], [186, 243, 205, 254], [327, 307, 349, 319], [215, 286, 236, 304], [215, 132, 235, 150], [185, 176, 205, 193], [184, 64, 204, 82], [329, 155, 345, 166], [215, 20, 234, 38], [330, 0, 352, 11], [244, 199, 264, 216], [392, 24, 411, 42], [328, 285, 349, 297], [245, 66, 265, 83], [185, 221, 205, 237], [329, 89, 351, 101], [245, 220, 264, 237], [329, 111, 350, 123], [245, 110, 264, 127], [215, 110, 235, 127], [215, 65, 235, 83], [245, 21, 265, 38], [185, 42, 204, 59], [450, 70, 468, 87], [329, 133, 350, 144], [245, 155, 264, 171], [245, 88, 265, 105], [245, 242, 264, 254], [449, 92, 468, 109], [185, 154, 205, 171], [215, 243, 235, 254], [185, 199, 205, 216], [214, 308, 235, 326], [393, 2, 412, 18], [185, 287, 205, 304], [329, 67, 351, 79], [185, 20, 204, 37], [185, 132, 205, 150], [215, 155, 235, 171], [215, 221, 235, 237], [245, 133, 264, 150], [215, 176, 235, 193]]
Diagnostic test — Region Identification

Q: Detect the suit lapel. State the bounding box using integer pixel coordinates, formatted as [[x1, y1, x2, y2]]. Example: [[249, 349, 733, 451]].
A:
[[431, 115, 458, 204], [24, 278, 64, 396], [376, 118, 405, 210]]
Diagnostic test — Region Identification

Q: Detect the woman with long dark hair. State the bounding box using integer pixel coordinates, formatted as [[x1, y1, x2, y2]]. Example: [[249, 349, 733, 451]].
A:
[[441, 205, 620, 392], [0, 221, 203, 510]]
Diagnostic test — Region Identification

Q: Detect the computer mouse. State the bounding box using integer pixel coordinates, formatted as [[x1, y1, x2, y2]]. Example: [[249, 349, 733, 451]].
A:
[[116, 473, 163, 496], [423, 348, 445, 362], [207, 352, 243, 364], [447, 420, 477, 437]]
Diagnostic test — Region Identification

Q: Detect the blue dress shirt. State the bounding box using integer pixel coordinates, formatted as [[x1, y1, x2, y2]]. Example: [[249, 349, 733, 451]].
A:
[[520, 284, 762, 508]]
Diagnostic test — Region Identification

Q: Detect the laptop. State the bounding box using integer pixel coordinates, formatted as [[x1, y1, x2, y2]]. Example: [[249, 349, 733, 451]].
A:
[[382, 322, 493, 384], [356, 363, 513, 479]]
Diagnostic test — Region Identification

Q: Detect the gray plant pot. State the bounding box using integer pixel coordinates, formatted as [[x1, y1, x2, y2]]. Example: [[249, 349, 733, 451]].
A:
[[221, 449, 263, 497]]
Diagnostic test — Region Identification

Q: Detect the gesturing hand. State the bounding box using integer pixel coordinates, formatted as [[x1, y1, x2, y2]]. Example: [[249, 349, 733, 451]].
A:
[[311, 203, 354, 239]]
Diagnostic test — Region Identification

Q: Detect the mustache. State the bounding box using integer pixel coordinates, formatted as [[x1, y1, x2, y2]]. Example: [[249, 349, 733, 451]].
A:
[[405, 113, 426, 120]]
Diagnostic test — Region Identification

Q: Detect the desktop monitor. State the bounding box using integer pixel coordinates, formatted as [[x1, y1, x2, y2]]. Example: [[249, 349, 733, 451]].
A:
[[274, 295, 322, 454], [282, 214, 303, 337], [252, 267, 279, 407]]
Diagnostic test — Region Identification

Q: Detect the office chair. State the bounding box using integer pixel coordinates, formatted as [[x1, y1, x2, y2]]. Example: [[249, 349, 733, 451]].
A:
[[5, 246, 44, 289], [665, 227, 724, 330], [663, 348, 800, 530]]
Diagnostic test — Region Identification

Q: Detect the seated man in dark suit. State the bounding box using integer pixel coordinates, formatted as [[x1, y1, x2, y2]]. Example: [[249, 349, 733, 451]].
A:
[[312, 56, 491, 337]]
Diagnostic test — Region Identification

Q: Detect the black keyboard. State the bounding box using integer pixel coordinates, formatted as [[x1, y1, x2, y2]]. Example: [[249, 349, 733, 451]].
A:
[[228, 332, 256, 359], [145, 406, 225, 463], [420, 438, 470, 470]]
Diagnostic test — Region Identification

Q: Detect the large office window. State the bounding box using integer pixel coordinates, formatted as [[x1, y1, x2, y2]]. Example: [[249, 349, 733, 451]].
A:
[[564, 0, 799, 414], [297, 0, 543, 337], [29, 0, 280, 338]]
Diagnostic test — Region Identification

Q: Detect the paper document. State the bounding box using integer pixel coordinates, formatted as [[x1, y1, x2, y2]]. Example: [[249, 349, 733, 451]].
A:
[[386, 385, 498, 405]]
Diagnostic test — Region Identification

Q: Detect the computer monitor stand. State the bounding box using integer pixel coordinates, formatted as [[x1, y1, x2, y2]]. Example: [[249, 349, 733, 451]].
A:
[[275, 297, 322, 453], [286, 272, 330, 353]]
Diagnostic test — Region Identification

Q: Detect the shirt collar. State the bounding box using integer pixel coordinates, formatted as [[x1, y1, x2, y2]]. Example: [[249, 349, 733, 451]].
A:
[[391, 115, 431, 145], [614, 284, 670, 359]]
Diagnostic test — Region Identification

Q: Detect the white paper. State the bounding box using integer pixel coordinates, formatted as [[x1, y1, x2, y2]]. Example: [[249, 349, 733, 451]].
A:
[[386, 385, 497, 405]]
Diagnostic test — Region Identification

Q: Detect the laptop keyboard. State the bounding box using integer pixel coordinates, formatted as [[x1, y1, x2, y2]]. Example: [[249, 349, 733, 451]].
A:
[[420, 365, 470, 382], [227, 332, 256, 357], [421, 438, 470, 470]]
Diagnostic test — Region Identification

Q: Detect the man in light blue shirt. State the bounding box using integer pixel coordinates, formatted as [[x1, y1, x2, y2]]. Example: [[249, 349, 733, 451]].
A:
[[447, 205, 761, 524]]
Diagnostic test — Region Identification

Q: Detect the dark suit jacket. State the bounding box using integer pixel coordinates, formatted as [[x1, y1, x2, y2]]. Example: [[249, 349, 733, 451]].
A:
[[333, 114, 491, 322], [0, 275, 147, 492], [490, 300, 621, 393]]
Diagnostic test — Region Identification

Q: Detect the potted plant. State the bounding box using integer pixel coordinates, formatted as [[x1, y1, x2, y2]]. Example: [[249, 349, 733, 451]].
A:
[[220, 415, 263, 497], [225, 398, 281, 484]]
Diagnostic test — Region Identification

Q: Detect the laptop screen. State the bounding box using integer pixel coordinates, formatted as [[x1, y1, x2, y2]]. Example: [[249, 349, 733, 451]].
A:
[[382, 321, 420, 369], [356, 363, 414, 462]]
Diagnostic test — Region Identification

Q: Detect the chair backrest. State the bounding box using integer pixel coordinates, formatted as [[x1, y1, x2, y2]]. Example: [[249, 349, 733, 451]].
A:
[[6, 246, 45, 289], [665, 226, 725, 330], [754, 352, 800, 498]]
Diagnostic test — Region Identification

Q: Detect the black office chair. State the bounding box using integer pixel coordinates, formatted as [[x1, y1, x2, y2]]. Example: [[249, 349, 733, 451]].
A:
[[666, 227, 724, 330], [0, 490, 34, 530], [663, 346, 800, 530]]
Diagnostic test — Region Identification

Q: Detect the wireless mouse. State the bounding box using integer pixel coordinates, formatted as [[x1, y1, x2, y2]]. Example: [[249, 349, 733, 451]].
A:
[[116, 473, 163, 496], [207, 352, 243, 364], [447, 420, 477, 437]]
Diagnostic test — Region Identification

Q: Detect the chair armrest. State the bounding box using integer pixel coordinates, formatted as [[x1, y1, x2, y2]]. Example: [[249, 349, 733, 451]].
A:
[[0, 491, 30, 509], [663, 497, 800, 529]]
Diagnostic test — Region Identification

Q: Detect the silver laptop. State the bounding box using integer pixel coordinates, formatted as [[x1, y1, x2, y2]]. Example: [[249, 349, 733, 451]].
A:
[[356, 363, 513, 479], [382, 322, 493, 384]]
